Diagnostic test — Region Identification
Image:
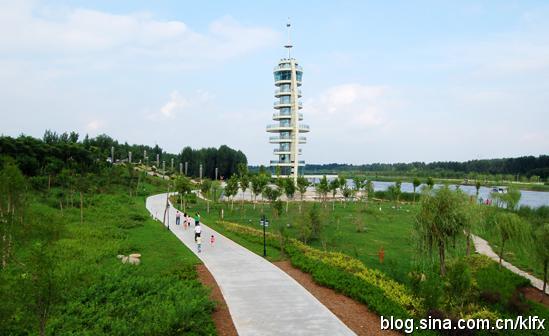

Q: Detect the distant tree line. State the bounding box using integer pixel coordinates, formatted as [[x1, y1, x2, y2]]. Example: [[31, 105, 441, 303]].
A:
[[0, 131, 247, 179], [294, 155, 549, 179]]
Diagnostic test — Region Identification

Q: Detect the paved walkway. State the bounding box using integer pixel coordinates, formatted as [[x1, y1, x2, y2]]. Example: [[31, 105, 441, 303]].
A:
[[146, 193, 355, 336], [471, 234, 549, 295]]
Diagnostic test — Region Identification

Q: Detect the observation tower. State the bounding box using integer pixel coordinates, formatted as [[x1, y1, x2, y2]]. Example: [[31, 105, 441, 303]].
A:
[[267, 21, 309, 182]]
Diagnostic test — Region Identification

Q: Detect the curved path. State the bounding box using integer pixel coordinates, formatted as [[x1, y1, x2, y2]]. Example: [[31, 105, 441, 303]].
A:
[[146, 193, 355, 336], [471, 234, 549, 295]]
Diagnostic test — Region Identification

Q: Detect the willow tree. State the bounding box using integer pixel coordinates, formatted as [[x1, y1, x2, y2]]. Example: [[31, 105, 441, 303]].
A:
[[493, 212, 530, 266], [533, 224, 549, 295], [415, 186, 470, 276], [413, 178, 421, 202]]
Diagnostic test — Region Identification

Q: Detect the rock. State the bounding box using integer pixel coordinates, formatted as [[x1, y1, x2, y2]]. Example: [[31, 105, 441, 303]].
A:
[[129, 253, 141, 258]]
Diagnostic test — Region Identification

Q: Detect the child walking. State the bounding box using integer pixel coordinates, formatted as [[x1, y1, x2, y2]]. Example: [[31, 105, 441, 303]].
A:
[[196, 236, 202, 253]]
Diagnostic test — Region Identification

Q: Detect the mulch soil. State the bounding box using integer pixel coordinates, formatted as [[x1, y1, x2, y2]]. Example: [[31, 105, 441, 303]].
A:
[[520, 286, 549, 308], [273, 260, 401, 336], [196, 264, 238, 336]]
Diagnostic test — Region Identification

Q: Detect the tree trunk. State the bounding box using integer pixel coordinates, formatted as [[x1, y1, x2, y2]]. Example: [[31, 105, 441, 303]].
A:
[[80, 192, 83, 224], [499, 241, 505, 266], [231, 198, 234, 211], [253, 195, 256, 210], [59, 200, 63, 217], [286, 200, 289, 213], [466, 232, 471, 256], [48, 175, 51, 191], [543, 260, 547, 298], [438, 241, 446, 276], [332, 199, 335, 211], [207, 200, 210, 214]]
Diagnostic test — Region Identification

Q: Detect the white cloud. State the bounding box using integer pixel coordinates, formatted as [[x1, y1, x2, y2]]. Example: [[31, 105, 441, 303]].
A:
[[149, 89, 213, 120], [308, 84, 389, 127], [86, 120, 102, 131], [0, 2, 279, 70]]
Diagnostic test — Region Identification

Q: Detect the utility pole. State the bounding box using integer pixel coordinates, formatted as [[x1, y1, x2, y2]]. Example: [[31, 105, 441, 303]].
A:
[[199, 164, 203, 181], [171, 158, 174, 171], [128, 151, 132, 164], [215, 167, 218, 180], [156, 154, 160, 168], [185, 162, 188, 176], [179, 162, 183, 175], [111, 146, 114, 164]]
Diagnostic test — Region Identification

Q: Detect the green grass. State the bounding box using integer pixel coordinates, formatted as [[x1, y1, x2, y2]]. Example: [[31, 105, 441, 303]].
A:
[[185, 198, 469, 286], [1, 178, 217, 336], [473, 218, 545, 280]]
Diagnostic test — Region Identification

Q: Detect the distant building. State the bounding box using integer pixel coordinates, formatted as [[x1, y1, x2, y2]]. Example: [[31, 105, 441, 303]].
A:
[[267, 22, 309, 182]]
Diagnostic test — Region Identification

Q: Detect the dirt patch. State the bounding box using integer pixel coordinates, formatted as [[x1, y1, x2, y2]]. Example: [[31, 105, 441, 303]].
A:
[[196, 264, 238, 336], [520, 286, 549, 308], [273, 260, 401, 336]]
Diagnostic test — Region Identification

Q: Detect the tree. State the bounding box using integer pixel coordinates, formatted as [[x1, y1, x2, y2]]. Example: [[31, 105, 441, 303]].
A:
[[200, 179, 212, 213], [251, 174, 268, 210], [309, 204, 323, 240], [493, 212, 530, 266], [316, 175, 329, 207], [415, 186, 470, 276], [224, 175, 240, 210], [283, 177, 296, 213], [239, 174, 250, 205], [342, 187, 352, 207], [365, 180, 374, 202], [491, 186, 522, 211], [413, 177, 421, 202], [0, 160, 27, 268], [296, 176, 310, 213], [352, 175, 365, 201], [533, 224, 549, 295], [262, 186, 282, 217], [426, 177, 434, 189], [175, 176, 192, 212], [475, 180, 481, 199], [329, 178, 339, 211]]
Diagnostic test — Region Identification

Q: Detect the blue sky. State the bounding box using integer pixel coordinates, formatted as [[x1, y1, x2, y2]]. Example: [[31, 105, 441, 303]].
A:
[[1, 0, 548, 164]]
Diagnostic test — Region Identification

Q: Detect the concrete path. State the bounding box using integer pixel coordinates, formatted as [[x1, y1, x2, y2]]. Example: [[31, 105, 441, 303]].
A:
[[146, 193, 355, 336], [471, 234, 549, 295]]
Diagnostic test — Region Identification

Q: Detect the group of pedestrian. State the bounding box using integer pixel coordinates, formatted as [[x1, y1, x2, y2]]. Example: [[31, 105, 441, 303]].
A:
[[175, 211, 215, 253]]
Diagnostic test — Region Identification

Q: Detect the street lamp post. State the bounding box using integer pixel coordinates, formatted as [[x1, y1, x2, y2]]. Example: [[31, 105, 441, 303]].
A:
[[260, 215, 269, 257]]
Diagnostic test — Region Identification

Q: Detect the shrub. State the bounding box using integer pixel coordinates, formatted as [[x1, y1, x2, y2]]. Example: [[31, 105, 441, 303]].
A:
[[48, 266, 215, 335]]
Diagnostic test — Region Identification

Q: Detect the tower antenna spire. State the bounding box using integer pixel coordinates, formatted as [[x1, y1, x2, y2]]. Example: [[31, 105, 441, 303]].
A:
[[284, 18, 292, 59]]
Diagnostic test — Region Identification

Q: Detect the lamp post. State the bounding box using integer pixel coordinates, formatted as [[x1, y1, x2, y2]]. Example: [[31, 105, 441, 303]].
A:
[[260, 214, 269, 257]]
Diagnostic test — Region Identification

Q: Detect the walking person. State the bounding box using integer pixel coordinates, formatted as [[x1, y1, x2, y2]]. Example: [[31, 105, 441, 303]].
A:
[[175, 211, 181, 225], [210, 234, 215, 246], [194, 212, 200, 226], [196, 236, 202, 253], [194, 222, 202, 242], [183, 213, 188, 230]]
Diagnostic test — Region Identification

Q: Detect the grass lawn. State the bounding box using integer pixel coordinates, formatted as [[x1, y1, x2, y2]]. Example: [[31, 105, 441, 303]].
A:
[[184, 197, 469, 286], [1, 178, 217, 335]]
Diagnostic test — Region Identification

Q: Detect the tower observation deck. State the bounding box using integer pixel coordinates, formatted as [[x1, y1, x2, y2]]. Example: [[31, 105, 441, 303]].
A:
[[267, 21, 309, 182]]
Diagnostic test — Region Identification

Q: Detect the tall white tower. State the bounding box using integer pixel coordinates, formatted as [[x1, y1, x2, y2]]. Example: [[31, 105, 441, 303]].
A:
[[267, 21, 309, 182]]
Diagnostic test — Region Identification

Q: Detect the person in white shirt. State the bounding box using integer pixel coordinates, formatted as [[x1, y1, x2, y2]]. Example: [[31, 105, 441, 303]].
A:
[[194, 223, 201, 242]]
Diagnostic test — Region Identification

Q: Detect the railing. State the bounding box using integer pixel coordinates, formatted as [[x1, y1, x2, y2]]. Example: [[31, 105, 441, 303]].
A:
[[273, 64, 303, 72], [273, 112, 303, 119], [273, 100, 303, 107], [266, 124, 291, 130], [299, 124, 310, 131], [274, 88, 302, 96], [274, 148, 301, 154], [270, 160, 306, 164]]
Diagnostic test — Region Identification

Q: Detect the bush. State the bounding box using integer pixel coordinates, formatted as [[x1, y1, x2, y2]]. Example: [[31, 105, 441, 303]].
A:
[[48, 266, 215, 335]]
